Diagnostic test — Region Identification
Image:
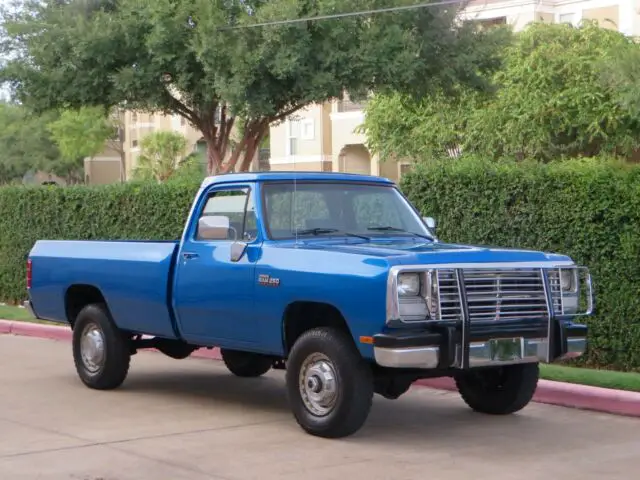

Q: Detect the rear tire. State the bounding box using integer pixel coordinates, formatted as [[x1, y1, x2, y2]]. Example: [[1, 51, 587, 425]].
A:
[[454, 362, 539, 415], [285, 327, 374, 438], [72, 303, 131, 390], [220, 349, 272, 377]]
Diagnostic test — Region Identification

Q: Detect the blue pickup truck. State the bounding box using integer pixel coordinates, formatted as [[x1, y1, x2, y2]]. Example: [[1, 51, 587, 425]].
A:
[[25, 171, 594, 438]]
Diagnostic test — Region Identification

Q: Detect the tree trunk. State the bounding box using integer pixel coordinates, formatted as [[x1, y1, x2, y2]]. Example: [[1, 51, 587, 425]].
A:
[[205, 135, 223, 175], [120, 150, 126, 182]]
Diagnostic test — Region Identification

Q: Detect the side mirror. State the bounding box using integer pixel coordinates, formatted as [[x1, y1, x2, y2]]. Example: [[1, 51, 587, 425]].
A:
[[230, 241, 248, 262], [423, 216, 437, 231], [198, 215, 231, 240]]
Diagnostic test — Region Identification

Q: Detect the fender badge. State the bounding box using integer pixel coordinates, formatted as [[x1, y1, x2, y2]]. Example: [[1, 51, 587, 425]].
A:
[[258, 274, 280, 287]]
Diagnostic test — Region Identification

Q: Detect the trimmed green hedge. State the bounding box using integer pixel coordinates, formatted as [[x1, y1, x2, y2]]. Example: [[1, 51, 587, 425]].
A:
[[1, 157, 639, 370], [0, 181, 199, 303], [401, 157, 640, 371]]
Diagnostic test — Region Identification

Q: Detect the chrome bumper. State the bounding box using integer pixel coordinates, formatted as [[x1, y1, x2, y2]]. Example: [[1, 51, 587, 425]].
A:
[[374, 335, 587, 370]]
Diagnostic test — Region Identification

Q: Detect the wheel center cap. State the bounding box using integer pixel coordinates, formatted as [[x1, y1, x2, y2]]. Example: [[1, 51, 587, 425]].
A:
[[307, 375, 322, 393]]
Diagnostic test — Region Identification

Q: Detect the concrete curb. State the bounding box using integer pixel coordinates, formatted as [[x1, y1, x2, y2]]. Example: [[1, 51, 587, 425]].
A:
[[2, 319, 640, 418]]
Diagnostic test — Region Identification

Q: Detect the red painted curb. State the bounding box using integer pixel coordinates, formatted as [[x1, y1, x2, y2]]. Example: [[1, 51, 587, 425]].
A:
[[0, 320, 11, 334], [417, 376, 640, 418], [10, 321, 73, 342], [3, 320, 639, 418]]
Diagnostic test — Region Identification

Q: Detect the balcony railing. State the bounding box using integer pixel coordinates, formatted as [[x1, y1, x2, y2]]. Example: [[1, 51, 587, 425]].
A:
[[337, 98, 367, 113]]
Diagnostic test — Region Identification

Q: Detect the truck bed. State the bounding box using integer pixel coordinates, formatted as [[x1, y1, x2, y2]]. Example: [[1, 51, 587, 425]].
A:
[[29, 240, 180, 338]]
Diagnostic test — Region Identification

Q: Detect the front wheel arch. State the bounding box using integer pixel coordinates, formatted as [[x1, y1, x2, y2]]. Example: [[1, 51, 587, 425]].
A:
[[281, 301, 356, 356]]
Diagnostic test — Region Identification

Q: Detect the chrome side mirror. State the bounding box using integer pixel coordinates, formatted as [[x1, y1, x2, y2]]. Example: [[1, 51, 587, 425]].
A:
[[230, 241, 248, 262], [423, 216, 437, 231], [198, 215, 231, 240]]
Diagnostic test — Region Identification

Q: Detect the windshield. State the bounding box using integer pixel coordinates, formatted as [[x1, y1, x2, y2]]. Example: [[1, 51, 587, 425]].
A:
[[262, 182, 433, 241]]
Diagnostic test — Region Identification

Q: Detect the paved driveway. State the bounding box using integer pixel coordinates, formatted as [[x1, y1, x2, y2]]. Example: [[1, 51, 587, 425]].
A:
[[1, 335, 639, 480]]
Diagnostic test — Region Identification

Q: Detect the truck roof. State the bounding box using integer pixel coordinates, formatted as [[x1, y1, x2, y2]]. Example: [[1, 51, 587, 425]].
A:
[[200, 171, 395, 189]]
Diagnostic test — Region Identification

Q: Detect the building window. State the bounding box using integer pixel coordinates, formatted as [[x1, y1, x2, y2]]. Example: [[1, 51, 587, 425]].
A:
[[180, 116, 186, 126], [559, 13, 575, 24], [286, 119, 300, 156], [477, 16, 507, 30], [132, 139, 138, 148], [300, 119, 315, 140], [132, 112, 138, 123], [399, 163, 413, 177]]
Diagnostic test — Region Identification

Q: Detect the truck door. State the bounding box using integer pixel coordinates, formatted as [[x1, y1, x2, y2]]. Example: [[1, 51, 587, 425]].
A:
[[172, 183, 262, 347]]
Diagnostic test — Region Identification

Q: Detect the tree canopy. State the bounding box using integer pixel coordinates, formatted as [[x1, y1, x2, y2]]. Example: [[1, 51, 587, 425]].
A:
[[1, 0, 509, 173], [46, 106, 123, 174], [361, 21, 640, 163], [0, 101, 82, 184]]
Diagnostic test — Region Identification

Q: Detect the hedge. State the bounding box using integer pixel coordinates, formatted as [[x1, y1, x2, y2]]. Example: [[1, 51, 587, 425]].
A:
[[0, 181, 199, 304], [1, 157, 639, 370], [401, 157, 640, 371]]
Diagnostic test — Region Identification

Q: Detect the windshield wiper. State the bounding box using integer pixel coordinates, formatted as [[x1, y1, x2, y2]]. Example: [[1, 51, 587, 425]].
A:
[[367, 226, 432, 240], [296, 227, 371, 241]]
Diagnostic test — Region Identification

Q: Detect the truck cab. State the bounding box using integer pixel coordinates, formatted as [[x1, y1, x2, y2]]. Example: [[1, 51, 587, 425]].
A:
[[25, 172, 594, 439]]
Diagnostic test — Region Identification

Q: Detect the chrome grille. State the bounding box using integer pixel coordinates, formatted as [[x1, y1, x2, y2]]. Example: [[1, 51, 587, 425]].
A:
[[436, 268, 549, 322], [547, 269, 573, 315], [436, 269, 462, 321]]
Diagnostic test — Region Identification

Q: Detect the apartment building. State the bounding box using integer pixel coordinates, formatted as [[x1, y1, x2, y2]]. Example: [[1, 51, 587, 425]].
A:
[[269, 0, 640, 181], [84, 110, 206, 184], [85, 108, 269, 184]]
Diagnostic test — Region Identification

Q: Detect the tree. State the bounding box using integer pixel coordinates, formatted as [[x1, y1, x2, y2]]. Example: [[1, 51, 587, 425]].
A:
[[600, 40, 640, 118], [133, 131, 188, 182], [46, 106, 126, 180], [0, 101, 73, 184], [1, 0, 509, 174], [362, 21, 640, 162]]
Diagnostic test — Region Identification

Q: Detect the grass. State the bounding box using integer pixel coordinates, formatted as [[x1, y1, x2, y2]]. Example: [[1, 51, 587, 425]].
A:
[[0, 304, 56, 324], [1, 304, 639, 391], [540, 363, 640, 393], [0, 304, 35, 321]]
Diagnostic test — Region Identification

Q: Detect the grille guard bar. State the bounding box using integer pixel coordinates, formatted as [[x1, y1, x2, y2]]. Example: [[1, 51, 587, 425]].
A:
[[386, 262, 595, 367]]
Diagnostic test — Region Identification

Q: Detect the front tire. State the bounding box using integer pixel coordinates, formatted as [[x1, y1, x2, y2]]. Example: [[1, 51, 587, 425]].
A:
[[286, 327, 374, 438], [455, 362, 539, 415], [72, 303, 131, 390], [220, 349, 272, 377]]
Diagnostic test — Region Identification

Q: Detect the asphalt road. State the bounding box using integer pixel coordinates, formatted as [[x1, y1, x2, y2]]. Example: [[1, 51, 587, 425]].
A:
[[1, 335, 639, 480]]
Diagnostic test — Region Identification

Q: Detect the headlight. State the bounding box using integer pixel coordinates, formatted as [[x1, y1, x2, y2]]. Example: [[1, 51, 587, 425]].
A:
[[560, 269, 578, 293], [398, 273, 420, 296]]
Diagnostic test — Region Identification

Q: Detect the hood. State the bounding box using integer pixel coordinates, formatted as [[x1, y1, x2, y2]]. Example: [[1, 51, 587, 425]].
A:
[[285, 239, 571, 266]]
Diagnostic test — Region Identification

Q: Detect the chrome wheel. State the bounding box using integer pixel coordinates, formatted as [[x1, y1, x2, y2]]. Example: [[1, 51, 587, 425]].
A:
[[80, 322, 106, 373], [299, 352, 338, 417]]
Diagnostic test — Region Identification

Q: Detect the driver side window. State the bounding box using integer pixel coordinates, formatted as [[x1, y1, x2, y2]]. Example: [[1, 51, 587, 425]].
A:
[[196, 188, 257, 241]]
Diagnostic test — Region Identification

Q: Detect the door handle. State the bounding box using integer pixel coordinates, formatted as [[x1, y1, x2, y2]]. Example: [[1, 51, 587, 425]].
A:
[[182, 252, 199, 261]]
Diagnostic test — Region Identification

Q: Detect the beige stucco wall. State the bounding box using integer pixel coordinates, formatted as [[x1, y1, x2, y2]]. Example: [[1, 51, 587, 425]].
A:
[[379, 158, 400, 183], [269, 104, 327, 161], [84, 159, 121, 185], [269, 161, 331, 172], [337, 144, 371, 175], [582, 5, 620, 29]]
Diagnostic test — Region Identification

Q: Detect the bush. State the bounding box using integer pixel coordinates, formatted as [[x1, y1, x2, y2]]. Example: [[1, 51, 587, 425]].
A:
[[1, 157, 639, 371], [0, 181, 199, 303], [401, 156, 640, 371]]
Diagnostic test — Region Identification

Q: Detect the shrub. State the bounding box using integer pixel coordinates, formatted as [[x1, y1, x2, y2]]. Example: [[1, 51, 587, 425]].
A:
[[401, 155, 640, 371], [1, 156, 639, 371], [0, 181, 199, 303]]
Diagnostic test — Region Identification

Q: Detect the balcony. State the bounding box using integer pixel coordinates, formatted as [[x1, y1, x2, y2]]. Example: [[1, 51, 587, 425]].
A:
[[336, 98, 367, 113]]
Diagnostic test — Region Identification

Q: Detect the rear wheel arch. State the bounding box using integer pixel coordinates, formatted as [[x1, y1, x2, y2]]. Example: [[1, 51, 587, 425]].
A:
[[65, 284, 109, 329], [282, 301, 355, 355]]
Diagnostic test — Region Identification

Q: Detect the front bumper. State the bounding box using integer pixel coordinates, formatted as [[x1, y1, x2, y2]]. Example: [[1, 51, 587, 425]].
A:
[[373, 321, 587, 370]]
